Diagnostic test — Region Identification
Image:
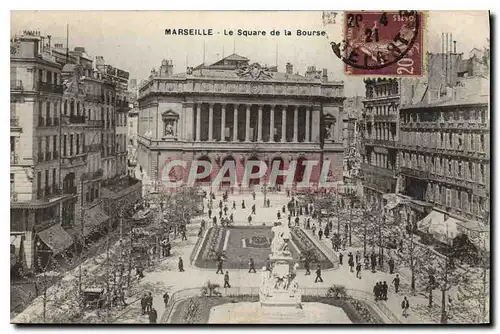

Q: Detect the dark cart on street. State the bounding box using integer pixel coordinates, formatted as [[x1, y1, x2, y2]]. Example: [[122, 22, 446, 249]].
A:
[[82, 287, 104, 309]]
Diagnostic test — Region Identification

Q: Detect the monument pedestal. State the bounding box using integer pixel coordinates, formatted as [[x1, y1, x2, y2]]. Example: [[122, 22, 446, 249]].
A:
[[260, 252, 302, 308]]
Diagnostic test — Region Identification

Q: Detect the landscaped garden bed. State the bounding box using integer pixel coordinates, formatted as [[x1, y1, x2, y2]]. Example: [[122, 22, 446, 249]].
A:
[[194, 226, 334, 269], [169, 295, 383, 324]]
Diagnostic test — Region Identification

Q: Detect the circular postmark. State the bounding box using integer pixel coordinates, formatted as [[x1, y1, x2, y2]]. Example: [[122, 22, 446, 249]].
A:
[[331, 10, 421, 71]]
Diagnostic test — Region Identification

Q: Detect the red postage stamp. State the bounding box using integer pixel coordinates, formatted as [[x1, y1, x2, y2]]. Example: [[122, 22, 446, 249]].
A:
[[333, 10, 424, 76]]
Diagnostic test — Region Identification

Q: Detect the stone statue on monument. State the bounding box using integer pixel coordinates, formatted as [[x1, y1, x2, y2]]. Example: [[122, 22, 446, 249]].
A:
[[271, 222, 291, 256]]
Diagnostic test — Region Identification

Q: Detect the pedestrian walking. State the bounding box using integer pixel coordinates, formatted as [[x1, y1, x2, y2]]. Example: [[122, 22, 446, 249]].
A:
[[338, 252, 343, 266], [392, 274, 400, 293], [277, 211, 281, 220], [149, 307, 157, 324], [382, 281, 388, 300], [224, 271, 231, 288], [181, 229, 187, 241], [163, 291, 170, 308], [401, 296, 410, 318], [373, 283, 379, 301], [208, 208, 212, 218], [318, 228, 323, 240], [178, 257, 184, 272], [229, 213, 234, 224], [356, 262, 362, 279], [146, 292, 153, 313], [233, 201, 236, 210], [348, 255, 354, 272], [282, 205, 286, 213], [248, 215, 252, 225], [216, 259, 224, 274], [224, 206, 228, 215], [219, 210, 223, 218], [140, 293, 147, 315], [306, 218, 311, 229], [219, 200, 223, 209], [304, 259, 311, 275], [295, 216, 300, 227], [242, 200, 246, 209], [251, 204, 256, 215], [288, 215, 292, 225], [266, 198, 271, 207], [312, 224, 316, 235], [355, 251, 361, 264], [388, 257, 395, 274], [315, 265, 324, 283], [248, 258, 257, 273], [213, 216, 217, 226], [364, 255, 370, 270], [252, 191, 256, 200]]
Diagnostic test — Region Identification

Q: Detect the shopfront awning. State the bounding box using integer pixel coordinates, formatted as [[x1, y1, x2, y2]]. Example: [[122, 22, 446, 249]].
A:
[[83, 206, 110, 237], [37, 224, 74, 255], [417, 210, 460, 243], [456, 220, 489, 249]]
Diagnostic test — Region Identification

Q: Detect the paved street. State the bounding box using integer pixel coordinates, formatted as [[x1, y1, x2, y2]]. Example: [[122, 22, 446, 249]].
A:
[[115, 190, 435, 324]]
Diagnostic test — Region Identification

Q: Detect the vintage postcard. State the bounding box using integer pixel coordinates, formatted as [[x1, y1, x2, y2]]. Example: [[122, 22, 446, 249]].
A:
[[10, 10, 490, 325]]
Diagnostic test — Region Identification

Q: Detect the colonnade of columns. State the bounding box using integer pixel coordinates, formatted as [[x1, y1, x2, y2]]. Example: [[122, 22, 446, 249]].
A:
[[193, 103, 318, 143]]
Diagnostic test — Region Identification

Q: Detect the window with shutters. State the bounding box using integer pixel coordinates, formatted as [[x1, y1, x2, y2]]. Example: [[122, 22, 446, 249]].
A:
[[69, 134, 74, 156], [471, 162, 476, 182], [480, 135, 485, 152], [37, 171, 41, 199], [480, 164, 485, 183], [45, 136, 50, 154], [458, 161, 462, 178], [446, 188, 452, 207], [435, 185, 440, 203]]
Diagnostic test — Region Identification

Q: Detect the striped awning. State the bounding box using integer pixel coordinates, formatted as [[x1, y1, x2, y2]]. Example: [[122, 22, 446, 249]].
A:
[[38, 224, 74, 255], [83, 206, 110, 237]]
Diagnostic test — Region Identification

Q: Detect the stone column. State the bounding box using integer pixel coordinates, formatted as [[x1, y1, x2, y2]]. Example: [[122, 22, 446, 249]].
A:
[[269, 105, 275, 142], [221, 104, 226, 141], [293, 106, 298, 142], [305, 107, 310, 142], [281, 107, 287, 143], [311, 106, 320, 142], [208, 103, 214, 141], [245, 104, 250, 142], [196, 105, 201, 141], [257, 105, 263, 142], [233, 105, 238, 142]]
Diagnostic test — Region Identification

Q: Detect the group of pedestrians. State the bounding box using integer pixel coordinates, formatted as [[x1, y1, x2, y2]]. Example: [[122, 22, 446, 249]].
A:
[[140, 292, 157, 324]]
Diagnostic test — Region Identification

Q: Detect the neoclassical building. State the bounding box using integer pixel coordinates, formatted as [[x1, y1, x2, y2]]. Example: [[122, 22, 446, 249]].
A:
[[137, 54, 345, 191]]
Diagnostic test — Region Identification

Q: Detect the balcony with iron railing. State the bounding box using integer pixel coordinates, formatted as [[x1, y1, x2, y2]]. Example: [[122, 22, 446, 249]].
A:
[[69, 114, 86, 124], [87, 119, 105, 128], [60, 153, 86, 168], [11, 191, 18, 202], [63, 185, 78, 195], [37, 152, 44, 163], [37, 81, 64, 94]]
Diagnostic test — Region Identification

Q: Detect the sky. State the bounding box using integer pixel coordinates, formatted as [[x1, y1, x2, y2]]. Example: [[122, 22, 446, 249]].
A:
[[11, 10, 490, 97]]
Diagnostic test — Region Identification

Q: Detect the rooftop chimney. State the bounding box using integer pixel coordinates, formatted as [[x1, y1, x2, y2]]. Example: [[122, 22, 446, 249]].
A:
[[286, 62, 293, 75], [322, 68, 328, 82], [453, 41, 457, 53]]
